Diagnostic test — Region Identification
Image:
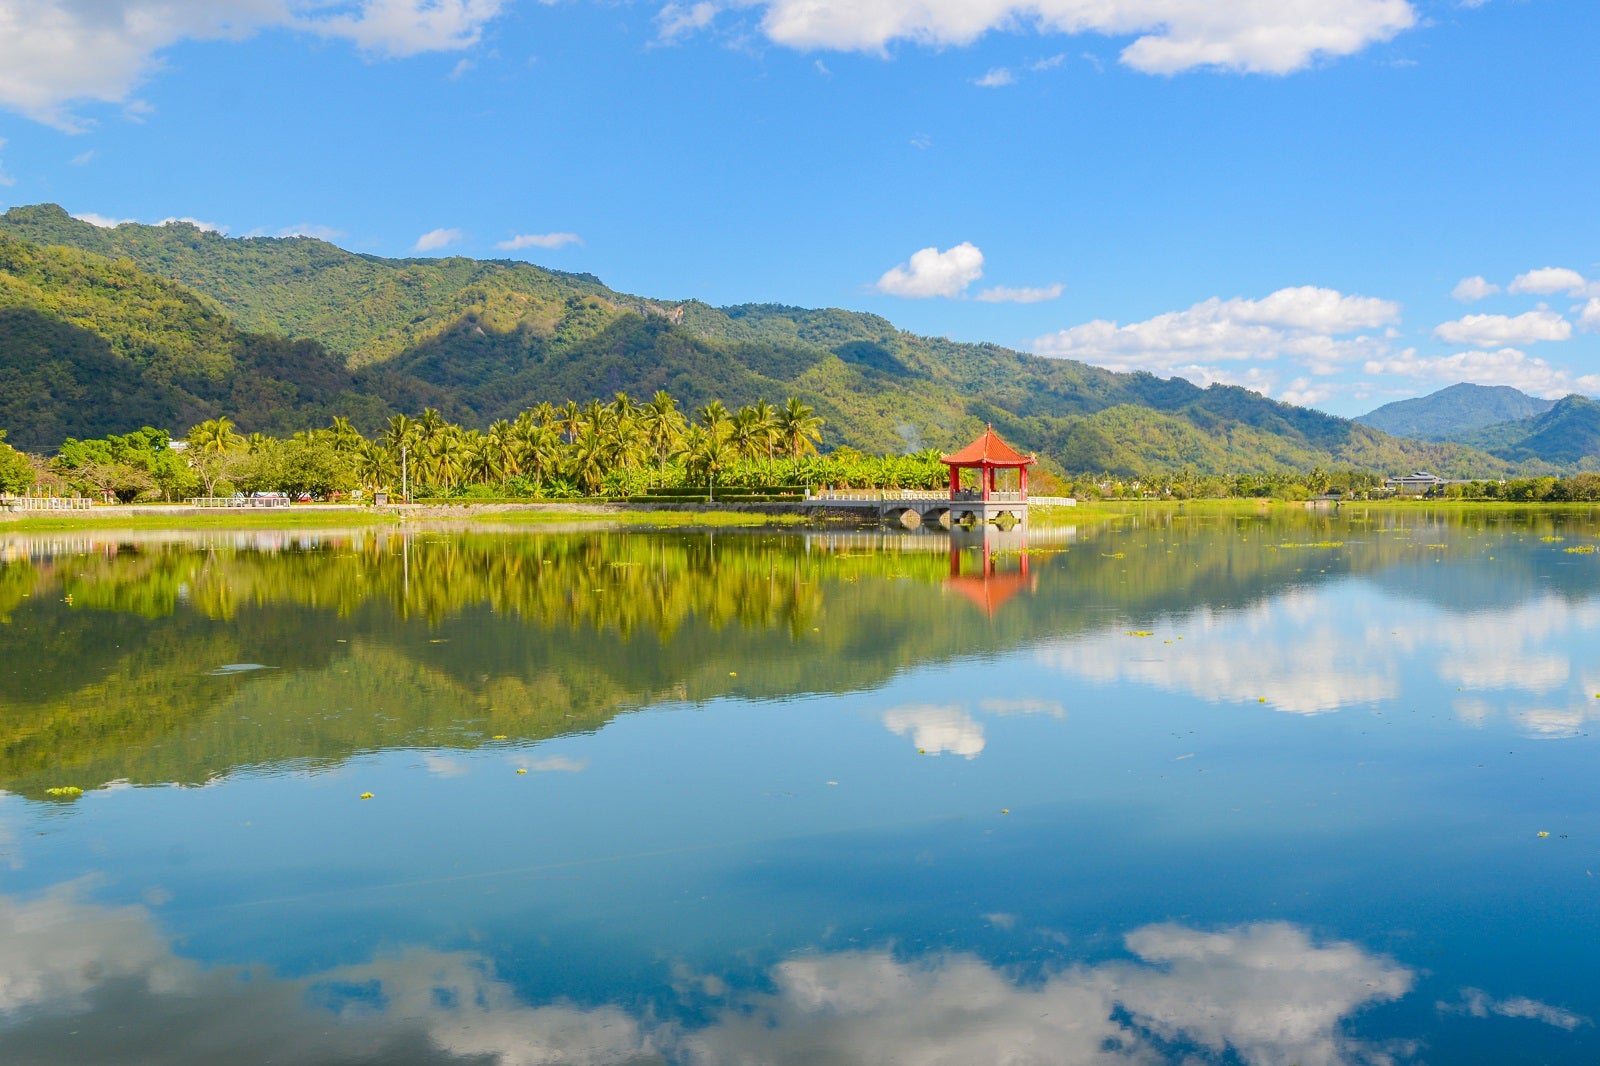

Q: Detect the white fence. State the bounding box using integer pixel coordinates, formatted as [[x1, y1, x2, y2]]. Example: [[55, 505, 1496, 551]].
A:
[[185, 496, 293, 508], [0, 495, 94, 511], [809, 490, 1074, 506]]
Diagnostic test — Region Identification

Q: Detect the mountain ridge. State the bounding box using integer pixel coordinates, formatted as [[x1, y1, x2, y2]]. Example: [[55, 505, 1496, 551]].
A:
[[1356, 383, 1557, 440], [0, 203, 1536, 476]]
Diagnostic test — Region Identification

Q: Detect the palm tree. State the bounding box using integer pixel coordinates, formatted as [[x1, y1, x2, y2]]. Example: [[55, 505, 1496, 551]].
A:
[[777, 397, 824, 465], [559, 401, 583, 444], [356, 440, 392, 493], [676, 423, 731, 499], [695, 399, 732, 439], [750, 398, 780, 480], [427, 427, 465, 492], [568, 420, 610, 495], [466, 434, 502, 486], [188, 417, 244, 455], [729, 406, 765, 465], [384, 414, 417, 451], [640, 390, 686, 484], [609, 392, 638, 423], [513, 417, 561, 490], [184, 417, 245, 496], [382, 414, 418, 498], [328, 416, 364, 454], [487, 420, 519, 487]]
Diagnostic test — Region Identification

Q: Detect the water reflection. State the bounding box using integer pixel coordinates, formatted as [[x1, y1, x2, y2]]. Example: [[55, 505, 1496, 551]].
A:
[[9, 882, 1530, 1066], [1036, 584, 1600, 725], [4, 508, 1600, 801]]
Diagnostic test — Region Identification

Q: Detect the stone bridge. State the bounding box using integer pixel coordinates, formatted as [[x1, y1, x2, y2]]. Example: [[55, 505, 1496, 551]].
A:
[[806, 489, 1074, 529]]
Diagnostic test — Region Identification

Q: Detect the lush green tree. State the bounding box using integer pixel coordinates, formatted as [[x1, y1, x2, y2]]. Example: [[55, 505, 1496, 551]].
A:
[[640, 390, 686, 483], [0, 431, 35, 494], [778, 398, 824, 463]]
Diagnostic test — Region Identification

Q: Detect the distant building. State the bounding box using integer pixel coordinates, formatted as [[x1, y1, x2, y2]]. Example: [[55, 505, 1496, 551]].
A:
[[1385, 471, 1447, 496]]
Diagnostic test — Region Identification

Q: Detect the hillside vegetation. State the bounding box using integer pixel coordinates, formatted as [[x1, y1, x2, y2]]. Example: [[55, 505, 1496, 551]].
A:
[[0, 203, 1539, 476], [1356, 383, 1557, 440]]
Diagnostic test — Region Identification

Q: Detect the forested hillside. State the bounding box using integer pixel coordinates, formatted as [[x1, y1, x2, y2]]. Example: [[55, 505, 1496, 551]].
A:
[[1356, 383, 1556, 440], [0, 203, 1536, 476], [1458, 395, 1600, 466]]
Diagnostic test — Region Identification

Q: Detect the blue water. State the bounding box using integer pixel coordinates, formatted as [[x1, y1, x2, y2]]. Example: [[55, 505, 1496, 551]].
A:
[[1, 512, 1597, 1063]]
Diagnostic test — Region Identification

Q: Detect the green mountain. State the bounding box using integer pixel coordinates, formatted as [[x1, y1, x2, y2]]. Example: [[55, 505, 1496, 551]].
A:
[[1457, 394, 1600, 466], [1355, 383, 1556, 440], [0, 203, 1520, 476]]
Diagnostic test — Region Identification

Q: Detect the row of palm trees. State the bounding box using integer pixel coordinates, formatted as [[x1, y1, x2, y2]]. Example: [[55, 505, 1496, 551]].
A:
[[188, 392, 826, 497]]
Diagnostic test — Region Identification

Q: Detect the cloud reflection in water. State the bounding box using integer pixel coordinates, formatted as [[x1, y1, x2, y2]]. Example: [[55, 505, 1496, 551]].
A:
[[1036, 589, 1600, 730], [0, 885, 1485, 1066]]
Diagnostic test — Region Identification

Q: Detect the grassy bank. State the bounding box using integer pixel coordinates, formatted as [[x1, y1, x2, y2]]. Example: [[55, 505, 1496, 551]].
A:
[[0, 501, 818, 533]]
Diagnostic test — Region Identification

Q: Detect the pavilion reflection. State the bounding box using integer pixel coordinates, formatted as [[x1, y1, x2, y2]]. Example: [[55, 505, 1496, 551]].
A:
[[946, 523, 1036, 616]]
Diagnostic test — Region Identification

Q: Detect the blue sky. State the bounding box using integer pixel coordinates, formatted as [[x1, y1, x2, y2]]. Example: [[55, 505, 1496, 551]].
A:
[[1, 0, 1597, 417]]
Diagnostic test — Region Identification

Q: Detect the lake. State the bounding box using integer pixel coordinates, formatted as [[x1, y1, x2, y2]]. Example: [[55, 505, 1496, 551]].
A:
[[2, 505, 1598, 1064]]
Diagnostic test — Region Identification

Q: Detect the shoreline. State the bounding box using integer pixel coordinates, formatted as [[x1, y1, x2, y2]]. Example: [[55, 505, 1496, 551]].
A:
[[7, 496, 1596, 535]]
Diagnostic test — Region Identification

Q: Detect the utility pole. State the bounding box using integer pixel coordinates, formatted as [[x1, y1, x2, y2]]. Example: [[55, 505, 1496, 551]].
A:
[[401, 444, 409, 502]]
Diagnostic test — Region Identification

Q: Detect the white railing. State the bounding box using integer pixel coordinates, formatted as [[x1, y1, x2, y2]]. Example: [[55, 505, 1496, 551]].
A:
[[0, 495, 93, 511], [806, 489, 1073, 506], [186, 496, 293, 508]]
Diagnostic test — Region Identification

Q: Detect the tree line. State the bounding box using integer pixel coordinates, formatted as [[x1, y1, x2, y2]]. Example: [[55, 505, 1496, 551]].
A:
[[7, 392, 949, 502]]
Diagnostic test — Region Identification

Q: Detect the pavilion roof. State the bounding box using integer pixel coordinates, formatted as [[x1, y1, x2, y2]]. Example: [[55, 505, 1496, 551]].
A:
[[940, 425, 1036, 468]]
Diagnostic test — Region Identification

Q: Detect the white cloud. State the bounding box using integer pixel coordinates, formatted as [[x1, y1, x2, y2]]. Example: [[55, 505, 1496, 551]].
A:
[[0, 886, 659, 1063], [23, 885, 1582, 1066], [882, 704, 986, 757], [525, 755, 588, 773], [1433, 310, 1571, 347], [276, 223, 344, 240], [657, 1, 719, 41], [0, 138, 12, 187], [1364, 347, 1600, 398], [302, 0, 507, 57], [72, 211, 133, 228], [158, 215, 227, 234], [974, 66, 1015, 87], [1451, 275, 1500, 302], [1508, 266, 1598, 298], [976, 282, 1064, 304], [685, 922, 1415, 1066], [1032, 285, 1401, 394], [1038, 594, 1397, 715], [875, 242, 985, 299], [497, 231, 584, 251], [1443, 988, 1589, 1030], [0, 0, 505, 129], [412, 227, 463, 252], [979, 696, 1065, 717], [748, 0, 1418, 75], [422, 753, 470, 777], [1581, 298, 1600, 333]]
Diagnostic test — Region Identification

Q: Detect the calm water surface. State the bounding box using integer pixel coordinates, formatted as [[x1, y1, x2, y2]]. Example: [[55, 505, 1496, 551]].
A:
[[2, 507, 1598, 1064]]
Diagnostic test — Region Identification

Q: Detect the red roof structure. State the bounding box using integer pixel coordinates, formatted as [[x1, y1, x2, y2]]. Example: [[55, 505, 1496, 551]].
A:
[[940, 425, 1036, 501], [939, 425, 1037, 468]]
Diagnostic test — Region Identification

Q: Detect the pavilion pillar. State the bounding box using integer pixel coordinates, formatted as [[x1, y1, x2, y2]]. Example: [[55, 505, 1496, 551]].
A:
[[948, 465, 960, 497], [1020, 465, 1028, 499]]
